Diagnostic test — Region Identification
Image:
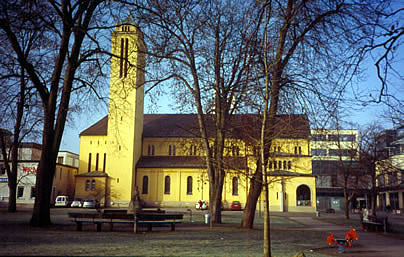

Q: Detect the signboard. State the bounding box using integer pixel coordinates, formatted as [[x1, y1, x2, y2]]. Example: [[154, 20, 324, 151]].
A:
[[22, 166, 37, 174]]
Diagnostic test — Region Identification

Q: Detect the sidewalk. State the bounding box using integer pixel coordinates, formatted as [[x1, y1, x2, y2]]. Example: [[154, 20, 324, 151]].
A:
[[286, 212, 404, 257]]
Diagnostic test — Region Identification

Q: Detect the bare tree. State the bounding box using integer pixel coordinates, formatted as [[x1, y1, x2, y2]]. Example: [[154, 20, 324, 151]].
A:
[[131, 0, 259, 224], [0, 0, 112, 226], [0, 36, 42, 212], [241, 0, 389, 236], [362, 5, 403, 121]]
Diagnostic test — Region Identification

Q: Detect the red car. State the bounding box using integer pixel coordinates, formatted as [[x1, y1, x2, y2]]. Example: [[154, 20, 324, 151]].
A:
[[231, 201, 242, 211]]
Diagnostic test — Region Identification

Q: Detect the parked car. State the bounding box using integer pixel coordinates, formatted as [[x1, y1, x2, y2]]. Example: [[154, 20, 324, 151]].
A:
[[70, 200, 82, 208], [55, 195, 70, 207], [82, 200, 96, 208], [231, 201, 242, 211]]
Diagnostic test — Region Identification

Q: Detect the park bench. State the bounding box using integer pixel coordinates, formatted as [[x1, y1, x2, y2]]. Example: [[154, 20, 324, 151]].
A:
[[68, 210, 183, 233], [327, 229, 358, 253], [361, 215, 388, 232]]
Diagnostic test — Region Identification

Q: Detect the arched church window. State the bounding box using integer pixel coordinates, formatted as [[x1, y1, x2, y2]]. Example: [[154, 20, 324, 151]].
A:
[[187, 176, 192, 195], [164, 176, 170, 194], [142, 176, 148, 194], [296, 185, 311, 206], [232, 177, 238, 196]]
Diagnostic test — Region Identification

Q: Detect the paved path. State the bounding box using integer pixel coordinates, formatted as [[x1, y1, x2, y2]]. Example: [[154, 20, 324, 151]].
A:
[[287, 214, 404, 257]]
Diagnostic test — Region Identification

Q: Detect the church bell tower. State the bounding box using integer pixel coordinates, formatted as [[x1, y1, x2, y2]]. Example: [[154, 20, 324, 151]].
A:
[[106, 19, 146, 206]]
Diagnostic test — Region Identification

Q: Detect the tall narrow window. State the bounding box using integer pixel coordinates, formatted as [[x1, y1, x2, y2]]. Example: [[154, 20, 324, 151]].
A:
[[283, 161, 287, 170], [95, 153, 99, 171], [169, 145, 171, 155], [152, 145, 155, 156], [278, 146, 281, 152], [288, 161, 292, 170], [88, 153, 92, 172], [278, 161, 282, 169], [187, 176, 193, 195], [274, 160, 277, 169], [85, 180, 90, 191], [103, 153, 106, 172], [124, 38, 128, 77], [295, 146, 298, 155], [142, 176, 148, 194], [232, 177, 238, 195], [164, 176, 171, 194], [91, 180, 96, 191], [120, 38, 124, 78], [299, 146, 302, 155], [17, 186, 24, 198], [268, 161, 272, 169], [30, 187, 36, 198]]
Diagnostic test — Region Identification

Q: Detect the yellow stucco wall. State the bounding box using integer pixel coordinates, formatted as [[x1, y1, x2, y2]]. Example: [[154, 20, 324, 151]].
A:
[[78, 135, 108, 174]]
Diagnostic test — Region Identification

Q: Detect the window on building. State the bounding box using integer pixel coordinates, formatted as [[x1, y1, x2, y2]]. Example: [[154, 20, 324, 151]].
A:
[[312, 149, 327, 156], [85, 180, 90, 191], [88, 153, 91, 172], [103, 153, 106, 172], [168, 145, 176, 156], [164, 176, 170, 194], [283, 161, 287, 170], [329, 149, 353, 156], [91, 180, 96, 191], [296, 185, 311, 206], [340, 134, 356, 141], [232, 146, 240, 156], [17, 186, 24, 198], [295, 146, 298, 155], [268, 161, 272, 169], [274, 160, 277, 169], [142, 176, 148, 194], [377, 174, 385, 186], [189, 145, 197, 156], [232, 177, 238, 195], [288, 161, 292, 169], [148, 145, 155, 156], [311, 134, 326, 141], [278, 146, 281, 153], [328, 135, 339, 141], [95, 153, 99, 171], [30, 187, 36, 198], [187, 176, 193, 195], [57, 156, 64, 164], [278, 161, 282, 169], [299, 146, 302, 155]]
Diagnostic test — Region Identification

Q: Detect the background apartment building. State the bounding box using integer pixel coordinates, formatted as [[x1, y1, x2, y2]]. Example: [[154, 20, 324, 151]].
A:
[[0, 137, 79, 207], [311, 129, 360, 211], [376, 123, 404, 211]]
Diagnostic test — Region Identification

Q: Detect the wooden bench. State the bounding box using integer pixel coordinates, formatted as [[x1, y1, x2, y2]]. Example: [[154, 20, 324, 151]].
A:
[[68, 211, 183, 233], [361, 215, 388, 232]]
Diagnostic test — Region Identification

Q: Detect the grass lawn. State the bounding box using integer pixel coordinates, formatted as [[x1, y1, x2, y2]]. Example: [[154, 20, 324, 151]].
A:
[[0, 209, 330, 257]]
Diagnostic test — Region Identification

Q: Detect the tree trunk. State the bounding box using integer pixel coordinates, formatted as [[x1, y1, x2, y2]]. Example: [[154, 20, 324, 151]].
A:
[[344, 186, 350, 219], [30, 117, 57, 226], [7, 176, 17, 212], [241, 159, 263, 228]]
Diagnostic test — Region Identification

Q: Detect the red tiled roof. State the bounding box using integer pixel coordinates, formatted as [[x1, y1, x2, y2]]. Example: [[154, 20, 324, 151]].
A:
[[80, 114, 310, 139]]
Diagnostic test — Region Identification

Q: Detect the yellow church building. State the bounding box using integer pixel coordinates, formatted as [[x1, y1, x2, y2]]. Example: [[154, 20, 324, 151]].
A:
[[75, 21, 316, 213]]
